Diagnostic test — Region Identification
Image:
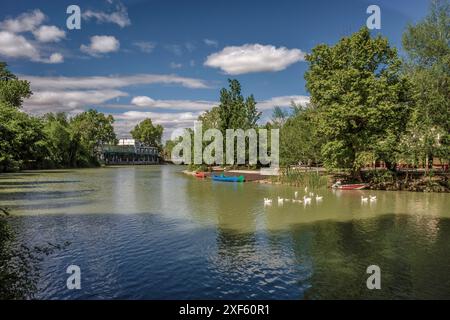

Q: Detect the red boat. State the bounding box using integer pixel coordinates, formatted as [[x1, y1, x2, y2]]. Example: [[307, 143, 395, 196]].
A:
[[332, 181, 367, 190], [195, 172, 207, 178]]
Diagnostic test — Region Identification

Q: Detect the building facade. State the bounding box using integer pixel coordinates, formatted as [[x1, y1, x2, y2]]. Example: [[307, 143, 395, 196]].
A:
[[101, 139, 159, 165]]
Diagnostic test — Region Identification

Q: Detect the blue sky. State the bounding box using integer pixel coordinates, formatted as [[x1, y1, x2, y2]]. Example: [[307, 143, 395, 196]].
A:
[[0, 0, 430, 138]]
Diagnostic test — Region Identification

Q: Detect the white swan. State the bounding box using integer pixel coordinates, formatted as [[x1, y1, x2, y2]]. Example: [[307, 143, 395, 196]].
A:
[[315, 195, 323, 201], [303, 195, 312, 204], [277, 196, 284, 205], [264, 198, 272, 205], [292, 199, 303, 203], [294, 191, 298, 198], [361, 196, 369, 203]]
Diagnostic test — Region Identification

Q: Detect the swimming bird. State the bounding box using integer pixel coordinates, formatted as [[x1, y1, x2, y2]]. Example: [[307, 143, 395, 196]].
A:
[[277, 196, 284, 205], [292, 199, 303, 204], [264, 198, 272, 205], [370, 195, 377, 202], [315, 195, 323, 201], [294, 191, 298, 198], [361, 196, 369, 203], [284, 198, 291, 202], [303, 195, 312, 204]]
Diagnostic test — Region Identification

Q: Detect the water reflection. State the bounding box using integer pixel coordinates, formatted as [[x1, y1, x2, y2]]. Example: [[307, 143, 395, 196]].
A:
[[1, 166, 449, 299]]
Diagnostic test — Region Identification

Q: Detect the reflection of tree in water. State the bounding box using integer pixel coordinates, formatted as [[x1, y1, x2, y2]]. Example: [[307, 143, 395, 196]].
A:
[[0, 208, 69, 299], [293, 214, 450, 299]]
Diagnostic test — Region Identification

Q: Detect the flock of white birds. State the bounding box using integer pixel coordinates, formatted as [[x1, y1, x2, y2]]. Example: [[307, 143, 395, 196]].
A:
[[263, 186, 378, 207], [263, 186, 324, 207]]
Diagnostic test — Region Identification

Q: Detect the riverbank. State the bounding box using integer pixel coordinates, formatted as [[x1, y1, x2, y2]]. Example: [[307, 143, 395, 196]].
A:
[[183, 168, 450, 193]]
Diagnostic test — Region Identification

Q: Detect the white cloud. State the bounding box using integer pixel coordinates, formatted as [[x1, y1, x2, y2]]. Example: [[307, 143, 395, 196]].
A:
[[133, 41, 156, 53], [131, 96, 213, 111], [24, 89, 128, 113], [83, 2, 130, 28], [0, 31, 39, 60], [81, 35, 120, 56], [32, 25, 65, 42], [0, 9, 45, 33], [203, 39, 218, 47], [48, 53, 64, 64], [0, 31, 64, 64], [112, 110, 201, 138], [257, 95, 310, 110], [204, 43, 305, 75], [22, 74, 211, 90], [169, 62, 182, 69]]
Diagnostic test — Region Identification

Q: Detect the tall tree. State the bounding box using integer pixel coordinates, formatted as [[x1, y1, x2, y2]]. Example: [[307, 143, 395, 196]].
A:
[[71, 109, 116, 163], [130, 118, 164, 151], [218, 79, 261, 131], [304, 27, 410, 179], [401, 0, 450, 169]]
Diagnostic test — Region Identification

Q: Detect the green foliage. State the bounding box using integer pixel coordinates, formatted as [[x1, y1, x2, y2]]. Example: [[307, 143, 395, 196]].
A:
[[0, 62, 32, 108], [304, 27, 410, 178], [273, 168, 328, 189], [218, 79, 261, 131], [0, 102, 47, 171], [400, 0, 450, 169], [130, 118, 163, 151]]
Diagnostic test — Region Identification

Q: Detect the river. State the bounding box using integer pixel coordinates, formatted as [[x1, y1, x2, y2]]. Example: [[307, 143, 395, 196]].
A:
[[1, 165, 449, 299]]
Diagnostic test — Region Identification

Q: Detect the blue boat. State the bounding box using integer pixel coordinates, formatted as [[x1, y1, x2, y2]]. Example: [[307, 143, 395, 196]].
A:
[[211, 174, 245, 182]]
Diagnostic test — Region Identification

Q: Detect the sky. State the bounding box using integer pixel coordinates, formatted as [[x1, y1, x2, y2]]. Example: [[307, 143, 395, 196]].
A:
[[0, 0, 430, 139]]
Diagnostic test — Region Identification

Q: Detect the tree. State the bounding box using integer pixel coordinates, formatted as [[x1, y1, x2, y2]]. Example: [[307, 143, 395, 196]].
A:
[[71, 109, 117, 164], [0, 102, 46, 171], [401, 0, 450, 170], [279, 104, 323, 166], [304, 27, 410, 179], [218, 79, 261, 131], [130, 118, 163, 151], [0, 62, 32, 108]]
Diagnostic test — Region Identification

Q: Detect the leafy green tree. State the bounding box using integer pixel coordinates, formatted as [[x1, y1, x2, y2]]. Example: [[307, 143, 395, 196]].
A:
[[218, 79, 261, 131], [0, 102, 46, 171], [0, 62, 32, 108], [130, 118, 164, 151], [401, 0, 450, 169], [71, 109, 117, 164], [304, 27, 410, 179], [279, 104, 323, 166]]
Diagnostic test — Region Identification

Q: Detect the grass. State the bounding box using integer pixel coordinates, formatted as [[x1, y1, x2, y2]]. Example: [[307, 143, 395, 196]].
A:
[[272, 167, 328, 189]]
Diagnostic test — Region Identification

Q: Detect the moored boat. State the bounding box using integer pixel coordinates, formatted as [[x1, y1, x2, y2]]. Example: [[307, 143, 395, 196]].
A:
[[332, 181, 367, 190], [195, 172, 207, 178], [211, 174, 245, 182]]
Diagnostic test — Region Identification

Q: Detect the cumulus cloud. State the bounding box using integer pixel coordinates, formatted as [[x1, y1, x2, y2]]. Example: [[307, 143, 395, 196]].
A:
[[204, 43, 305, 75], [32, 25, 65, 42], [0, 10, 66, 63], [83, 1, 131, 28], [0, 9, 45, 33], [0, 31, 40, 60], [22, 74, 210, 90], [81, 35, 120, 56], [133, 41, 156, 53]]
